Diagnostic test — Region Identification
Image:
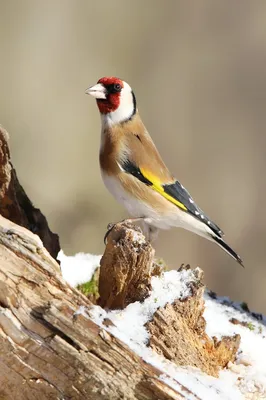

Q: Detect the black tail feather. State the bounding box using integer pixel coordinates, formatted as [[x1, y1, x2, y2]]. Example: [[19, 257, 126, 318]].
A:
[[213, 236, 244, 268]]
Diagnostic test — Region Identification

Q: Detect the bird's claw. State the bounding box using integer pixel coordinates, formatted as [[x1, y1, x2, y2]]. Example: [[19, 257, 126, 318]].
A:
[[104, 223, 116, 245]]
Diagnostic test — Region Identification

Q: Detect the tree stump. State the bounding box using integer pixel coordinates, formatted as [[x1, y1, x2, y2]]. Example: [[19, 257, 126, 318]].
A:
[[99, 230, 240, 377], [98, 222, 155, 309]]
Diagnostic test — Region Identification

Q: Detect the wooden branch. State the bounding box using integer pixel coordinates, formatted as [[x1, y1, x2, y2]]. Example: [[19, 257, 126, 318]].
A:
[[0, 215, 196, 400], [0, 126, 60, 259]]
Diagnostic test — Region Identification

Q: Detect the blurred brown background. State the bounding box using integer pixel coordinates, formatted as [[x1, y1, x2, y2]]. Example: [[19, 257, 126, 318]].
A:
[[0, 1, 265, 313]]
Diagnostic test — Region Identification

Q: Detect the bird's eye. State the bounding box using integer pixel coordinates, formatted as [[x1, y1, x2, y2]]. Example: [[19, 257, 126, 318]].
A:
[[114, 83, 121, 92], [107, 83, 122, 94]]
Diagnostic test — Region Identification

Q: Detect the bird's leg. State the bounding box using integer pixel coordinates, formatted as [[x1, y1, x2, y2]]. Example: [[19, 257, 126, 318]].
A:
[[142, 224, 163, 272], [104, 217, 145, 244], [147, 225, 159, 243], [142, 221, 159, 243]]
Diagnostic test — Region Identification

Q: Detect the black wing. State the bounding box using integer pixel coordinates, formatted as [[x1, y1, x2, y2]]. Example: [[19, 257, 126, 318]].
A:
[[163, 180, 224, 237], [121, 158, 224, 238]]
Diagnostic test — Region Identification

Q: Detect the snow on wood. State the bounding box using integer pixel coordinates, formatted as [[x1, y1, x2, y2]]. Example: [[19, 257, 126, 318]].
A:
[[62, 222, 266, 400]]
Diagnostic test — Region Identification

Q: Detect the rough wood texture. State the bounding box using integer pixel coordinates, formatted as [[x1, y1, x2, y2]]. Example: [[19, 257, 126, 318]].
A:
[[147, 266, 240, 377], [0, 125, 244, 398], [0, 215, 199, 400], [99, 222, 155, 309], [99, 224, 240, 377], [0, 126, 60, 259]]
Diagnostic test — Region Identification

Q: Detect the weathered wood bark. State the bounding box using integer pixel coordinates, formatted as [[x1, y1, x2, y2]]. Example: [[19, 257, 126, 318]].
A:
[[0, 215, 200, 400], [147, 266, 240, 377], [99, 222, 155, 309], [0, 126, 60, 259]]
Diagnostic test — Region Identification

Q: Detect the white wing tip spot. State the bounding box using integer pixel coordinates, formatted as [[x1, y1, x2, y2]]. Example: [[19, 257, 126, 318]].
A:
[[200, 214, 205, 219], [189, 198, 194, 204]]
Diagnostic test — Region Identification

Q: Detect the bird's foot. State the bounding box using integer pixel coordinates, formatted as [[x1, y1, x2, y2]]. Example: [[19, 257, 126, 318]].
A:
[[104, 217, 145, 245]]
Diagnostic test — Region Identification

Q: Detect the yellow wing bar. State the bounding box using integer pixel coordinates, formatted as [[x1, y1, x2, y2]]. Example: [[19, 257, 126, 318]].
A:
[[140, 168, 187, 211]]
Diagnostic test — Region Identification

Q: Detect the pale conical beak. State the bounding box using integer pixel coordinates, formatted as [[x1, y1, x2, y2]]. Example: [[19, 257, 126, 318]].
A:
[[85, 83, 107, 99]]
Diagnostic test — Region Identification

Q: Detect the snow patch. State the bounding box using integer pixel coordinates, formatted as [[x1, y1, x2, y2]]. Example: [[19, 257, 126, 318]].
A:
[[204, 292, 266, 397], [58, 250, 101, 287], [130, 228, 146, 245]]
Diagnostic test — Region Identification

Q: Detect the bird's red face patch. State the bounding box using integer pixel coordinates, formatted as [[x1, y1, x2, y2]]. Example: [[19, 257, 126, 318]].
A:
[[96, 77, 124, 114]]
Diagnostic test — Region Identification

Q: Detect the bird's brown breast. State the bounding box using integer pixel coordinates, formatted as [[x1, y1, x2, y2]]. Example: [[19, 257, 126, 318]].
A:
[[100, 113, 174, 183]]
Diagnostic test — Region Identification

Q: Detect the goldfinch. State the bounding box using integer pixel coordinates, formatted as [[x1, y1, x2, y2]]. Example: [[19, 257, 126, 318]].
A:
[[86, 76, 243, 267]]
